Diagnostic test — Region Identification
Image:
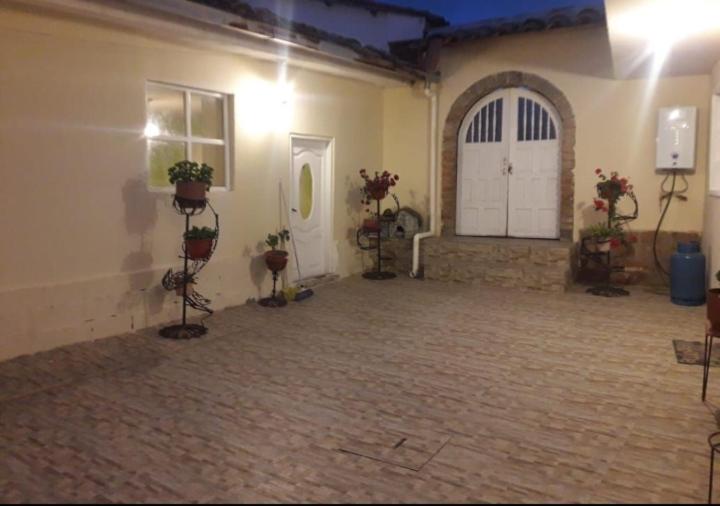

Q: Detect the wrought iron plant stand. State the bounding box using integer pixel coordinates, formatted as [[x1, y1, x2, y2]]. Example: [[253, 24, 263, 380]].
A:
[[583, 192, 638, 297], [159, 195, 219, 338], [259, 269, 287, 307], [357, 194, 399, 280]]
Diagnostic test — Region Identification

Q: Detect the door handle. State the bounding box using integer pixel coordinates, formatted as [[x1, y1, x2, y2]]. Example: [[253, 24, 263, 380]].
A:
[[291, 208, 298, 213], [508, 163, 513, 175]]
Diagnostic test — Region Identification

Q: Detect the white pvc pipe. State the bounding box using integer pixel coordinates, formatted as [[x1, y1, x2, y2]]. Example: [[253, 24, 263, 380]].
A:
[[410, 82, 438, 278]]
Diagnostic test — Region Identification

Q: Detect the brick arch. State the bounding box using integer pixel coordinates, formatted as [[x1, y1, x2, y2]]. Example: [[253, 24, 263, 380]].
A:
[[441, 71, 576, 240]]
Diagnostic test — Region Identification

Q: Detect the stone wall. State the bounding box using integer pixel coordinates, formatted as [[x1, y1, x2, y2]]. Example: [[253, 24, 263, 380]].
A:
[[385, 237, 574, 292]]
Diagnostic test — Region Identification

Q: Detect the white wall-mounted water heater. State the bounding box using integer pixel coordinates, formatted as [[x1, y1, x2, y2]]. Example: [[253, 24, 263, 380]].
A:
[[656, 106, 697, 171]]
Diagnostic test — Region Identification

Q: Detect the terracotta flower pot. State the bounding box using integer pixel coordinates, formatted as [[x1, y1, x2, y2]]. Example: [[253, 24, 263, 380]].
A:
[[175, 181, 207, 206], [708, 289, 720, 334], [265, 250, 288, 272], [185, 238, 213, 260], [362, 219, 380, 233]]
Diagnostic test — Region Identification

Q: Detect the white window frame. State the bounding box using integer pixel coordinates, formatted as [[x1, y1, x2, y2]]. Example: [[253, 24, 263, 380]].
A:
[[145, 81, 232, 192], [710, 94, 720, 198]]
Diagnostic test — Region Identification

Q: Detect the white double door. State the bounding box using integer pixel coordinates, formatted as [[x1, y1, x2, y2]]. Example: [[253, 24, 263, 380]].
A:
[[456, 88, 561, 238]]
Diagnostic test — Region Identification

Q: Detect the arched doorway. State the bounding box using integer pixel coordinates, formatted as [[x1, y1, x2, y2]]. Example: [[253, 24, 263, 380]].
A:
[[441, 71, 575, 240], [457, 88, 561, 238]]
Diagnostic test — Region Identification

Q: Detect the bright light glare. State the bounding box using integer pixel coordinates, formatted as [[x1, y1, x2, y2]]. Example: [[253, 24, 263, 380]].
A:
[[614, 0, 720, 74], [143, 120, 160, 138], [237, 77, 295, 136]]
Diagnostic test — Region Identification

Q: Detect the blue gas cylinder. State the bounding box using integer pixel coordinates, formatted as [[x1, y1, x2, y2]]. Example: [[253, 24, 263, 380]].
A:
[[671, 241, 706, 306]]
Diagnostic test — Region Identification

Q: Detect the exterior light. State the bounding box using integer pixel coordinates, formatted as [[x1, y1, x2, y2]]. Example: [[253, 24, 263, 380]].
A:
[[613, 0, 720, 74]]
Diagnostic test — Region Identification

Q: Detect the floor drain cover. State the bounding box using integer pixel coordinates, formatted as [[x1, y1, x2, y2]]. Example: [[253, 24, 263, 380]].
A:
[[339, 427, 451, 471]]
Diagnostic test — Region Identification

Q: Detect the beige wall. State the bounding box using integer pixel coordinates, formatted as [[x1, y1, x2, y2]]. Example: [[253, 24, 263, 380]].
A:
[[434, 25, 711, 239], [704, 61, 720, 287], [382, 85, 431, 223], [0, 6, 390, 360]]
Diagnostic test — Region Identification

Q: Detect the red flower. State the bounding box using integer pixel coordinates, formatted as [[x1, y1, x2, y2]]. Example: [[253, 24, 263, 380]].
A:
[[593, 199, 606, 211], [595, 168, 602, 175], [610, 238, 621, 249]]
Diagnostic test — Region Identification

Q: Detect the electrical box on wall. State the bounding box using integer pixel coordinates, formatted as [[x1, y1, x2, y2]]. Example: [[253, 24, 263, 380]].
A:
[[656, 106, 697, 171]]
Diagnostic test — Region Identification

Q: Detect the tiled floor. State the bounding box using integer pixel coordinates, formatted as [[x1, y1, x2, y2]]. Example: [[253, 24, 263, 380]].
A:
[[0, 276, 716, 503]]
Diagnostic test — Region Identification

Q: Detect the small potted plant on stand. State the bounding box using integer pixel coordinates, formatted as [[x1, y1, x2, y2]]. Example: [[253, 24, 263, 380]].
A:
[[585, 222, 623, 253], [359, 169, 399, 280], [168, 160, 214, 208], [184, 226, 218, 260], [260, 229, 291, 308], [585, 168, 638, 296]]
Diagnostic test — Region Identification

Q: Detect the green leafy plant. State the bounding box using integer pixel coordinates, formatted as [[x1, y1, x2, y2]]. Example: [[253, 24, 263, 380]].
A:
[[265, 229, 290, 251], [184, 226, 218, 240], [586, 222, 622, 240], [168, 160, 214, 188]]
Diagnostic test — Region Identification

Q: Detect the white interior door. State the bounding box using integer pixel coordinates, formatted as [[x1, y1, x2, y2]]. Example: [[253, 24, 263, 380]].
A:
[[456, 88, 561, 239], [507, 90, 561, 238], [456, 90, 510, 236], [290, 137, 331, 280]]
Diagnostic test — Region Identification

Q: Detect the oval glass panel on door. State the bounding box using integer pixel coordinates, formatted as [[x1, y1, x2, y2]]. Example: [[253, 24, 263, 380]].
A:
[[299, 163, 313, 220]]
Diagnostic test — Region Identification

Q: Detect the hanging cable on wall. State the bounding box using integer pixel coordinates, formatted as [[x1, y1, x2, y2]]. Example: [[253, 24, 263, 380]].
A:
[[653, 170, 689, 282]]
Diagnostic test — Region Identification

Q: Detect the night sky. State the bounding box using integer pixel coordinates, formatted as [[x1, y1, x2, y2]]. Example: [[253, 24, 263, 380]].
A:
[[382, 0, 604, 25]]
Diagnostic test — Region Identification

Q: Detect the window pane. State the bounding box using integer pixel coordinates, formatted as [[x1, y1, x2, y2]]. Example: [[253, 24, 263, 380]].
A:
[[495, 99, 503, 143], [480, 106, 487, 143], [191, 93, 223, 139], [525, 100, 532, 141], [148, 140, 186, 187], [146, 85, 186, 137], [488, 101, 495, 142], [193, 143, 226, 187], [299, 163, 313, 220], [473, 112, 479, 143]]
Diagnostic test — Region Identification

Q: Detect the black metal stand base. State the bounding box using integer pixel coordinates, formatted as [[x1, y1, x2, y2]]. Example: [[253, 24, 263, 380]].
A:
[[362, 271, 397, 280], [158, 323, 207, 339], [259, 296, 287, 307], [259, 269, 287, 308], [586, 285, 630, 297]]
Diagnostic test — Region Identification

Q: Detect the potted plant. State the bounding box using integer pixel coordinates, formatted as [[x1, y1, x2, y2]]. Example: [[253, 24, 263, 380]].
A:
[[589, 168, 638, 251], [184, 226, 217, 260], [359, 169, 399, 231], [362, 218, 381, 233], [264, 229, 290, 272], [586, 222, 625, 252], [168, 160, 214, 205], [359, 169, 399, 205], [709, 271, 720, 333]]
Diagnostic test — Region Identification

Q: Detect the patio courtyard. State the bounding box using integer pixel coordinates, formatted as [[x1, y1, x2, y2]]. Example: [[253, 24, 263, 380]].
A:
[[0, 277, 715, 503]]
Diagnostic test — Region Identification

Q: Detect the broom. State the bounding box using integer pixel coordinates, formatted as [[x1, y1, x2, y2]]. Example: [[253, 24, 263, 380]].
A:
[[280, 181, 314, 301]]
